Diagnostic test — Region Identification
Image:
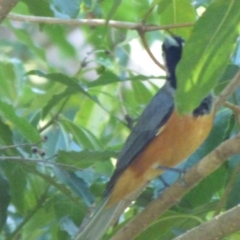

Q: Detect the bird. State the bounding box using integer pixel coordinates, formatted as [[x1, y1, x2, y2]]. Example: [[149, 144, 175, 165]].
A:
[[76, 35, 215, 240]]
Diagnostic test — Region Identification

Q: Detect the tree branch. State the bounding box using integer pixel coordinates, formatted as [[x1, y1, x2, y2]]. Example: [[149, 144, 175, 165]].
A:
[[0, 0, 19, 24], [174, 204, 240, 240], [7, 13, 193, 32], [111, 134, 240, 240]]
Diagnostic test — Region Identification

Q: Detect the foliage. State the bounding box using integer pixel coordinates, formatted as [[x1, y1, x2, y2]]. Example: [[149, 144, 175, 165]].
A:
[[0, 0, 240, 239]]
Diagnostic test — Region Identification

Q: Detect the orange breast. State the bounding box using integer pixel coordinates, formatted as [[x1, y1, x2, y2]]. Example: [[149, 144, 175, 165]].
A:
[[107, 109, 214, 207]]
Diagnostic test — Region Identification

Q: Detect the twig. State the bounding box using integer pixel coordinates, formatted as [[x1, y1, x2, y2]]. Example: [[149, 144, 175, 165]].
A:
[[138, 28, 165, 70], [224, 101, 240, 126], [224, 101, 240, 113], [111, 134, 240, 240], [7, 13, 194, 32]]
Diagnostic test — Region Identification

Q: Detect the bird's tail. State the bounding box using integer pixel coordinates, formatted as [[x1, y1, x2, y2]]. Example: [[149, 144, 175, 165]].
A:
[[75, 197, 127, 240], [75, 182, 147, 240]]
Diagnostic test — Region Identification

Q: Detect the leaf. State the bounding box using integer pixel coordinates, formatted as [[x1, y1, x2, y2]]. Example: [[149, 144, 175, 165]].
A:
[[0, 100, 40, 143], [60, 118, 103, 150], [159, 0, 195, 37], [60, 216, 78, 237], [106, 0, 122, 22], [21, 0, 54, 17], [182, 166, 226, 208], [22, 164, 82, 207], [54, 167, 94, 207], [134, 211, 199, 240], [176, 0, 240, 113], [27, 71, 80, 89], [0, 61, 18, 102], [42, 87, 78, 119], [0, 118, 13, 146], [8, 25, 46, 61], [132, 80, 153, 105], [57, 150, 117, 169], [43, 25, 76, 57], [51, 0, 81, 18], [215, 64, 240, 94], [27, 71, 103, 111], [87, 71, 121, 88], [87, 72, 162, 88], [0, 170, 10, 232], [2, 164, 27, 213], [0, 119, 19, 156], [226, 165, 240, 209]]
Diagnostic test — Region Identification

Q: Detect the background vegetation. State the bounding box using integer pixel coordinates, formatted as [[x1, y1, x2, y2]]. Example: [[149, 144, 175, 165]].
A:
[[1, 0, 240, 239]]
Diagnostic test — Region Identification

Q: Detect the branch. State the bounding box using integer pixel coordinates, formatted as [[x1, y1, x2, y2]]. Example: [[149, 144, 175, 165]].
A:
[[174, 204, 240, 240], [0, 0, 19, 24], [111, 133, 240, 240], [7, 13, 193, 32]]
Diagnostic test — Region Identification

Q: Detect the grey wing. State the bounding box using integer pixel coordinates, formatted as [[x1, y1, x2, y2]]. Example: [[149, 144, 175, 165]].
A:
[[105, 83, 174, 194]]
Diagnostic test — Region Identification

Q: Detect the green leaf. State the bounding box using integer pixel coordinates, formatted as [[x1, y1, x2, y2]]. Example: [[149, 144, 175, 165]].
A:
[[21, 0, 54, 17], [159, 0, 195, 37], [0, 118, 19, 156], [106, 0, 122, 22], [176, 0, 240, 113], [60, 118, 103, 150], [2, 164, 27, 213], [9, 25, 46, 61], [22, 164, 82, 207], [182, 166, 226, 208], [87, 71, 121, 88], [57, 150, 117, 169], [132, 81, 153, 105], [215, 64, 240, 94], [0, 170, 10, 232], [27, 71, 105, 117], [54, 167, 94, 206], [60, 216, 78, 237], [51, 0, 81, 18], [0, 118, 13, 146], [48, 72, 81, 88], [226, 165, 240, 209], [134, 211, 200, 240], [42, 87, 78, 119], [87, 72, 163, 88], [43, 25, 76, 57], [0, 61, 18, 103], [0, 100, 40, 143], [44, 73, 102, 108]]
